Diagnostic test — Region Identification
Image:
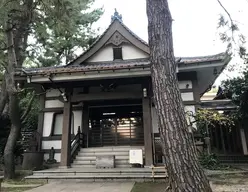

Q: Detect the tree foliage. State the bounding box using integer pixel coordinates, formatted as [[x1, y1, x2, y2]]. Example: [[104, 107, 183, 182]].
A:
[[0, 0, 103, 68], [0, 0, 102, 179]]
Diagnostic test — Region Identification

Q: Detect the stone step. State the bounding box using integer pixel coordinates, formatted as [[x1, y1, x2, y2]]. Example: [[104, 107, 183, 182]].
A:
[[71, 164, 132, 168], [25, 174, 166, 182], [75, 155, 129, 161], [72, 159, 129, 166], [80, 146, 144, 153], [33, 171, 153, 176], [77, 151, 130, 157]]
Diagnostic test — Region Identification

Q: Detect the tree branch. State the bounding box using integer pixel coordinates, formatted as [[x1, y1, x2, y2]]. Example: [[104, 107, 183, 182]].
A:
[[20, 91, 35, 123], [217, 0, 235, 41]]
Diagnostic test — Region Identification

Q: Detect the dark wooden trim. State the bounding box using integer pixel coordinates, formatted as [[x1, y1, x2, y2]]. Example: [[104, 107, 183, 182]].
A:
[[43, 108, 63, 113], [42, 134, 75, 141], [42, 136, 62, 141], [37, 88, 46, 151], [42, 106, 82, 112], [177, 71, 197, 81], [183, 101, 197, 105], [180, 89, 193, 93], [71, 92, 142, 102], [45, 96, 61, 101], [43, 149, 61, 153]]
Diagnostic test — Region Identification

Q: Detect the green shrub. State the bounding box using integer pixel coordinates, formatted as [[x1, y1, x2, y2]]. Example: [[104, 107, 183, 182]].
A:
[[199, 153, 220, 170]]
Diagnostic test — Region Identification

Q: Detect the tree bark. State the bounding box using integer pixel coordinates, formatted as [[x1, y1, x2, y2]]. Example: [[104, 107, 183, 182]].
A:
[[3, 18, 21, 179], [4, 95, 20, 179], [146, 1, 212, 191], [0, 76, 8, 115]]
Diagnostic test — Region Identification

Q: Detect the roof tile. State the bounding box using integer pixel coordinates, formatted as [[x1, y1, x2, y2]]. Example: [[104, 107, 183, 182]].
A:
[[16, 53, 228, 76]]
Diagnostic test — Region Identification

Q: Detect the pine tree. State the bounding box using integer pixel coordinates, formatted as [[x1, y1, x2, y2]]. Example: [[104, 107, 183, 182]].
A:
[[146, 0, 212, 191]]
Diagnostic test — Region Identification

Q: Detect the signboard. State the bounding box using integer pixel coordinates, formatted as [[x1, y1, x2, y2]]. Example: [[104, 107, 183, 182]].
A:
[[129, 149, 143, 165]]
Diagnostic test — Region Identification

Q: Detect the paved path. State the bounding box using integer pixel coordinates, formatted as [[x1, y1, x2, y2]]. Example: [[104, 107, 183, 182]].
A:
[[25, 182, 135, 192]]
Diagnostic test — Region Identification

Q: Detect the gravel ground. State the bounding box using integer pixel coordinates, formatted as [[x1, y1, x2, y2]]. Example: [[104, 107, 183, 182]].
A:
[[210, 174, 248, 192]]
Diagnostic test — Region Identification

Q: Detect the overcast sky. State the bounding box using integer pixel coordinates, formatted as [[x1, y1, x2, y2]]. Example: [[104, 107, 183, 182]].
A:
[[92, 0, 248, 85]]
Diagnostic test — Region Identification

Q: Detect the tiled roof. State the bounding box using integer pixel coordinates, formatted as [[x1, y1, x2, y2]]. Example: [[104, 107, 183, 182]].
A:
[[17, 53, 228, 76], [179, 52, 227, 64], [20, 59, 150, 76]]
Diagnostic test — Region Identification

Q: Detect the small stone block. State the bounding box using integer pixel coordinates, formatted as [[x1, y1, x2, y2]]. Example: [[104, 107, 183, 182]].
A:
[[96, 155, 115, 169]]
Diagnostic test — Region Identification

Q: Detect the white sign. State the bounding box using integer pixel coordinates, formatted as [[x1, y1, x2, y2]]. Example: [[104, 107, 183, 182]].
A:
[[129, 149, 143, 165]]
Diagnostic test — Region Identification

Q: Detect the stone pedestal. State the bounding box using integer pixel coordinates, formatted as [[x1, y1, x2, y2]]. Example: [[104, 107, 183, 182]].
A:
[[22, 152, 44, 170], [96, 155, 115, 169]]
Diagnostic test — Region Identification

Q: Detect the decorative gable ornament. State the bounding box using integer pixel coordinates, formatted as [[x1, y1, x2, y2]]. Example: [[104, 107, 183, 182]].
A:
[[105, 31, 130, 46], [111, 8, 122, 22]]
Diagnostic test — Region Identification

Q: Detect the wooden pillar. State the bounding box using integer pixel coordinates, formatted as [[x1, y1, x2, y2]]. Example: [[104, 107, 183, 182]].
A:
[[143, 96, 153, 166], [60, 92, 72, 168], [82, 103, 89, 147]]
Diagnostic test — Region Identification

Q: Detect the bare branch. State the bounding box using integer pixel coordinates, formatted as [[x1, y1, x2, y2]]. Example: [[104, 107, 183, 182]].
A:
[[216, 0, 236, 42]]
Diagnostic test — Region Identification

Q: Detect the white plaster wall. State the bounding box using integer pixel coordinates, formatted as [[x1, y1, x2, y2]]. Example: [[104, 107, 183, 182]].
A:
[[42, 140, 61, 150], [181, 92, 194, 101], [122, 44, 148, 60], [87, 45, 113, 62], [42, 110, 82, 137], [42, 112, 54, 137], [86, 44, 148, 62], [44, 153, 61, 162], [45, 100, 64, 108], [73, 110, 82, 133], [46, 89, 64, 97], [179, 81, 193, 89]]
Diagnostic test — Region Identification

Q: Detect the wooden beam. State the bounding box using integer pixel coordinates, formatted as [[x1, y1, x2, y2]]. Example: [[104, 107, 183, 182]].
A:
[[60, 91, 72, 168], [71, 92, 142, 102], [143, 97, 153, 166]]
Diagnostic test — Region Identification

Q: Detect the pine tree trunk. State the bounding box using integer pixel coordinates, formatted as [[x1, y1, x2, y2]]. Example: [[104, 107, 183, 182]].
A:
[[146, 1, 212, 191]]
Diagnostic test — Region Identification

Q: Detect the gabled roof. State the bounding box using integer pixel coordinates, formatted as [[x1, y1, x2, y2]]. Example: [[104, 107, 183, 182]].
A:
[[67, 18, 150, 66]]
